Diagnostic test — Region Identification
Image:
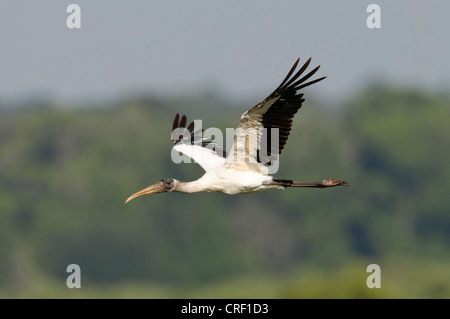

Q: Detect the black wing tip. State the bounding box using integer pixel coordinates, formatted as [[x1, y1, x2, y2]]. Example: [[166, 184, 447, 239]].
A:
[[283, 57, 325, 92], [172, 113, 193, 144], [172, 113, 180, 131], [171, 113, 207, 146], [269, 57, 325, 98], [172, 113, 190, 129], [179, 115, 187, 128]]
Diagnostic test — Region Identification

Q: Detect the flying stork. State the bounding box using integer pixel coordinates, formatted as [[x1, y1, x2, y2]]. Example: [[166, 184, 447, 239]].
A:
[[126, 58, 348, 203]]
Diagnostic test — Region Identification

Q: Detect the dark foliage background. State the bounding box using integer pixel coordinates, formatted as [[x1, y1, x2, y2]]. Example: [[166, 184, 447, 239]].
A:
[[1, 86, 449, 298]]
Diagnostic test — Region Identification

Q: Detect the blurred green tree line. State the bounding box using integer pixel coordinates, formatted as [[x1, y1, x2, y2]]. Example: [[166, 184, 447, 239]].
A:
[[0, 86, 449, 298]]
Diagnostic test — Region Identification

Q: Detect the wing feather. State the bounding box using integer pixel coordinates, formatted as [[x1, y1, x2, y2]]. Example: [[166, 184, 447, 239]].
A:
[[172, 143, 226, 172], [171, 113, 226, 172], [227, 58, 326, 166]]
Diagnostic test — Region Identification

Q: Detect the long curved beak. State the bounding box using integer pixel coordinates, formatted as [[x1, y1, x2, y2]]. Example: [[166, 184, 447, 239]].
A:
[[125, 181, 165, 203]]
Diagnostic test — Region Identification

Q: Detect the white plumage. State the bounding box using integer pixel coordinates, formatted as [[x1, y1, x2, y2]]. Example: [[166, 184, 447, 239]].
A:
[[172, 143, 226, 172], [126, 58, 348, 203]]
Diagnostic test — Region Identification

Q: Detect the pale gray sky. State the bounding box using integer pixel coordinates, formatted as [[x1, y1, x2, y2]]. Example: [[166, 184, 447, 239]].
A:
[[0, 1, 449, 105]]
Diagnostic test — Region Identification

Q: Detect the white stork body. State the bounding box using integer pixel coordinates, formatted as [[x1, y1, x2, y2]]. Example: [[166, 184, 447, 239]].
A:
[[179, 164, 281, 195], [126, 58, 347, 203]]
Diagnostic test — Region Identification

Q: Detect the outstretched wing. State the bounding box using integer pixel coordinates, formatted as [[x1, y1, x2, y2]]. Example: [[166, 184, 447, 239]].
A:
[[226, 58, 326, 165], [171, 113, 226, 172]]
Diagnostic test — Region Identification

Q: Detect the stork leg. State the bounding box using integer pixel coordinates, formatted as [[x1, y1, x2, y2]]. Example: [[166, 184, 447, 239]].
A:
[[271, 178, 348, 188]]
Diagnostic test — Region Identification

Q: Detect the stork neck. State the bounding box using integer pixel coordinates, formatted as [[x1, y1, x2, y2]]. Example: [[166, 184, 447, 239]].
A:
[[174, 180, 206, 193]]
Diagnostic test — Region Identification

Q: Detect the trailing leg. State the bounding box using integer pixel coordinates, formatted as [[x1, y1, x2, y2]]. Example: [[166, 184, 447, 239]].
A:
[[271, 178, 348, 188]]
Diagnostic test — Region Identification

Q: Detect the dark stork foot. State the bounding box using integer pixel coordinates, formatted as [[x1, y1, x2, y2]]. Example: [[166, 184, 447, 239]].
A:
[[322, 179, 349, 187]]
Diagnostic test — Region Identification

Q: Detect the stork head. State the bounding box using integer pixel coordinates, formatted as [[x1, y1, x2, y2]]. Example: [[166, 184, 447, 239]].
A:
[[125, 178, 176, 203]]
